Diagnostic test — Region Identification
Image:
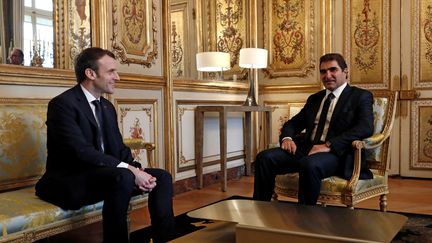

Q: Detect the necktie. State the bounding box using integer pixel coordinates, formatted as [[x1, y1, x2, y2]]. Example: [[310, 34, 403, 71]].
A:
[[92, 100, 105, 151], [313, 93, 335, 144]]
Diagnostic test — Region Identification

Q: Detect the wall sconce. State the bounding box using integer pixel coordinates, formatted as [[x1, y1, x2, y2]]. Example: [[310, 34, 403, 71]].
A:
[[239, 48, 268, 106], [196, 52, 231, 80]]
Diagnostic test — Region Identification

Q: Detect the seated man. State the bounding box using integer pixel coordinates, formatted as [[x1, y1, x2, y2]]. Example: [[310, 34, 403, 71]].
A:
[[36, 47, 174, 243], [253, 53, 374, 205]]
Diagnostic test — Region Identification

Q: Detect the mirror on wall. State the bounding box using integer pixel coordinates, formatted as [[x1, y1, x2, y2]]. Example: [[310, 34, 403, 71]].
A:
[[0, 0, 54, 68], [169, 0, 249, 82]]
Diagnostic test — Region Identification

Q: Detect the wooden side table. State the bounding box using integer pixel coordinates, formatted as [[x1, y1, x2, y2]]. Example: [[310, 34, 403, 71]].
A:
[[194, 106, 272, 191]]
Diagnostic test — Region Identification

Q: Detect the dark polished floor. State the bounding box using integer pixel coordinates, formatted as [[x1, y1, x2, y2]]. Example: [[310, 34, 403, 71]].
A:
[[42, 176, 432, 242]]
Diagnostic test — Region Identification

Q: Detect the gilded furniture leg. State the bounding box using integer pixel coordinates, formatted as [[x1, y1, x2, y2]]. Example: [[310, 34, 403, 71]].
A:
[[380, 194, 388, 212]]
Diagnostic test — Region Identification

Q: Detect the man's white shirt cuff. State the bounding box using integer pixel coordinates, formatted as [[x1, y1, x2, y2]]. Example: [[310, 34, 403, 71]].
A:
[[117, 162, 129, 168]]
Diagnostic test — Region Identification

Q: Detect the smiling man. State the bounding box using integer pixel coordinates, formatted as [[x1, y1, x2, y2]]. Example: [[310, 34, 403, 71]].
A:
[[35, 47, 175, 243], [253, 53, 374, 205]]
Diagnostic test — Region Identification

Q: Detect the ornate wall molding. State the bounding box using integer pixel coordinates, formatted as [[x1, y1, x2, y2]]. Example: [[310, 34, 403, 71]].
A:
[[116, 98, 158, 167], [68, 0, 92, 68], [264, 0, 316, 78], [200, 0, 248, 80], [111, 0, 158, 68], [54, 0, 92, 70], [413, 1, 432, 88], [170, 2, 187, 78], [54, 1, 66, 69], [411, 99, 432, 170], [344, 0, 390, 89]]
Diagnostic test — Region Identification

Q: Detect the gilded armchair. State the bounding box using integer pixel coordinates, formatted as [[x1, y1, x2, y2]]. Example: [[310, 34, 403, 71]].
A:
[[273, 90, 397, 212]]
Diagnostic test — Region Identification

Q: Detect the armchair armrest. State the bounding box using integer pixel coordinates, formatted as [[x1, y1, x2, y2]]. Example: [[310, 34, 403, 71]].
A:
[[123, 138, 156, 168], [346, 132, 390, 192], [363, 133, 386, 149]]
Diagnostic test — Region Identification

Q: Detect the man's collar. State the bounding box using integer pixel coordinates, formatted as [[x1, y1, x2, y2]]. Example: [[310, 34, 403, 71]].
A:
[[326, 82, 347, 98], [80, 84, 99, 103]]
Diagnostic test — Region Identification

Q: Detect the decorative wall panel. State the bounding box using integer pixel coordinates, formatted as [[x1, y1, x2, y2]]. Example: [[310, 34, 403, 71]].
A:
[[170, 3, 186, 78], [345, 0, 389, 88], [201, 0, 248, 79], [264, 0, 316, 78], [411, 100, 432, 170], [69, 0, 92, 66], [111, 0, 158, 68], [116, 99, 158, 168], [54, 0, 92, 69], [414, 1, 432, 88]]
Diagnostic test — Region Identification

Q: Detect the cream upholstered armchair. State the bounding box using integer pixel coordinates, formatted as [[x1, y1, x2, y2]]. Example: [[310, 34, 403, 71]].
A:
[[123, 138, 156, 168], [273, 90, 398, 212]]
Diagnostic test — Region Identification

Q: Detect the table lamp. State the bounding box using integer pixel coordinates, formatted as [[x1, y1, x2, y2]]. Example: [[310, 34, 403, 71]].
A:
[[239, 48, 268, 106], [196, 52, 231, 80]]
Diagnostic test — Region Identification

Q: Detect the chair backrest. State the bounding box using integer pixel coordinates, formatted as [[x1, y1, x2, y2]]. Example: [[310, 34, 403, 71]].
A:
[[365, 90, 398, 174], [0, 100, 48, 192]]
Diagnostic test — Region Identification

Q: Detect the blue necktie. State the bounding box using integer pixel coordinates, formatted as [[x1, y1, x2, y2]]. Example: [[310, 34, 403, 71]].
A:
[[313, 93, 335, 144]]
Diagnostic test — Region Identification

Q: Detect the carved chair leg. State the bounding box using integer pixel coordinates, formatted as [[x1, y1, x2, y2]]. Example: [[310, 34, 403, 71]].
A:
[[380, 194, 388, 212]]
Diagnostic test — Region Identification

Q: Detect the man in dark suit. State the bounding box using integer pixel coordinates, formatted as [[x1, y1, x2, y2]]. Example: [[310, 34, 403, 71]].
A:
[[35, 47, 174, 242], [253, 53, 374, 205]]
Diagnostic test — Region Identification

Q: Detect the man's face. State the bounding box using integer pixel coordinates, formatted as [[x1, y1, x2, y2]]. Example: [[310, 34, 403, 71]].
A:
[[319, 60, 347, 91], [9, 50, 22, 65], [90, 55, 119, 95]]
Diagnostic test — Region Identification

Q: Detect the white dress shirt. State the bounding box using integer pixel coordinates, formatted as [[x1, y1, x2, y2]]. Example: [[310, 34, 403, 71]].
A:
[[311, 82, 347, 142]]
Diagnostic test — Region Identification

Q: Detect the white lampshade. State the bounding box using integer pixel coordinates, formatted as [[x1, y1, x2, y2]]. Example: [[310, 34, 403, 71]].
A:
[[239, 48, 268, 69], [196, 52, 231, 72]]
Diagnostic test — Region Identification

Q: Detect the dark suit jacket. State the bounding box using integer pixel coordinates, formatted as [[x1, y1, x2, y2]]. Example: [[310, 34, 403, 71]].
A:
[[279, 84, 374, 179], [41, 84, 134, 178]]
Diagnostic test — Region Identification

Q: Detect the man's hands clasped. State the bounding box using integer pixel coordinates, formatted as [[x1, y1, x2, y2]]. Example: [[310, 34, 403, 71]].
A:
[[129, 166, 157, 192]]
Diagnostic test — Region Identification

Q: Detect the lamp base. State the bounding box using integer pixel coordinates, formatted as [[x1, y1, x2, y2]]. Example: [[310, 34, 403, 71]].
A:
[[243, 69, 258, 106], [243, 96, 258, 106]]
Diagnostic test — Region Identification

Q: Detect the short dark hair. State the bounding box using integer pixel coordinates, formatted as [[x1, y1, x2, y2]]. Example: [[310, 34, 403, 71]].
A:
[[319, 53, 347, 70], [74, 47, 116, 83]]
